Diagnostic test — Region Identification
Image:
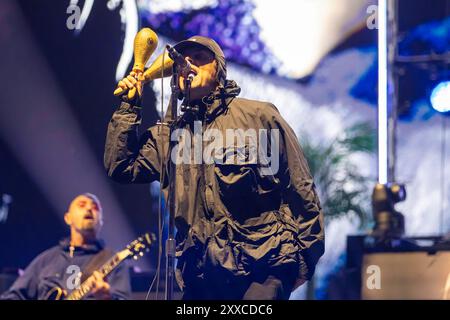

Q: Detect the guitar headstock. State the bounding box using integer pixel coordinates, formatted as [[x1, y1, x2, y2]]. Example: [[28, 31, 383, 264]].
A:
[[125, 232, 156, 261]]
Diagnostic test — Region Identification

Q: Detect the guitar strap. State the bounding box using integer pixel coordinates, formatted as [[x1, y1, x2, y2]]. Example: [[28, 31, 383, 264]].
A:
[[79, 248, 115, 283]]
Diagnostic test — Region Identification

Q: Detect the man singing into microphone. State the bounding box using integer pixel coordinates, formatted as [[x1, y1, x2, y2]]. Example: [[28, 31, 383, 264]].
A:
[[105, 36, 324, 300]]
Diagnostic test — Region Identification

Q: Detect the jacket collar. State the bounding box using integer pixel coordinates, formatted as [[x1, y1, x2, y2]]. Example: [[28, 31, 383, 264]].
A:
[[59, 237, 104, 254], [198, 80, 241, 123]]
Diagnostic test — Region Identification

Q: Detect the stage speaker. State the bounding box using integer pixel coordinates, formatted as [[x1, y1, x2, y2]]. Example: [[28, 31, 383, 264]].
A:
[[362, 252, 450, 299]]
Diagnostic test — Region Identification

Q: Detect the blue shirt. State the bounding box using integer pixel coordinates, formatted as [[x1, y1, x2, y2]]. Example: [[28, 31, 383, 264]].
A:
[[0, 239, 131, 300]]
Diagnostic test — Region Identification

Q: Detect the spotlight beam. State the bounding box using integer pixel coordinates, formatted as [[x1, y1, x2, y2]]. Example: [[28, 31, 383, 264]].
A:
[[0, 0, 147, 267]]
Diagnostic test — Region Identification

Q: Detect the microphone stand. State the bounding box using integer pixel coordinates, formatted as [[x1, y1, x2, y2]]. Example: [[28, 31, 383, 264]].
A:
[[164, 64, 178, 301], [164, 60, 194, 301]]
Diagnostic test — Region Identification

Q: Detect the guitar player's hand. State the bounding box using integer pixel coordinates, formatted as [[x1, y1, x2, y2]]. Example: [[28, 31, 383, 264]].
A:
[[91, 271, 112, 300]]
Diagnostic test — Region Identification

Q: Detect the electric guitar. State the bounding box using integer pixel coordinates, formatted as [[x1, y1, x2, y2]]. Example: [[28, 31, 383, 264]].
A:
[[45, 232, 155, 300]]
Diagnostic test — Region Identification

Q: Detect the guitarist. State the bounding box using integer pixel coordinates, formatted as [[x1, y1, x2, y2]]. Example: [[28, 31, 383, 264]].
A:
[[0, 193, 131, 300]]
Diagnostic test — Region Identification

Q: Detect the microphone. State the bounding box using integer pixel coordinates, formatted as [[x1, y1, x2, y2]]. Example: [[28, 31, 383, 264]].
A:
[[166, 45, 194, 80], [114, 43, 194, 98], [142, 51, 174, 81]]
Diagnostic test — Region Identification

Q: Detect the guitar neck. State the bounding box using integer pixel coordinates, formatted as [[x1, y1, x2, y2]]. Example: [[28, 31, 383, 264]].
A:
[[66, 250, 129, 300]]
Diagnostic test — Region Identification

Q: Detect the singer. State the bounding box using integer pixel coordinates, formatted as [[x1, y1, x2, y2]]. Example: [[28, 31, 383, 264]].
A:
[[105, 36, 324, 300]]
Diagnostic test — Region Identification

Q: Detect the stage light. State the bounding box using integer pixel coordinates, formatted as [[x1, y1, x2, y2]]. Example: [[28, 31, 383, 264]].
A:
[[430, 81, 450, 113], [378, 0, 388, 184], [371, 183, 406, 241]]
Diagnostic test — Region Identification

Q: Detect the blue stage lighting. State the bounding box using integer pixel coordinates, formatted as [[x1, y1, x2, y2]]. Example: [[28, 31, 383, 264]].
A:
[[430, 81, 450, 113]]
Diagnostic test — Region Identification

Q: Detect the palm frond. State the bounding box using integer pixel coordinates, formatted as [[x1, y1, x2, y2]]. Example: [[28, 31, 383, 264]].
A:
[[299, 121, 376, 229]]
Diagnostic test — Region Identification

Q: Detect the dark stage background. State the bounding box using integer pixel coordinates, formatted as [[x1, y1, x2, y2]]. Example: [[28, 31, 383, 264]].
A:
[[0, 0, 448, 300], [0, 0, 160, 270]]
